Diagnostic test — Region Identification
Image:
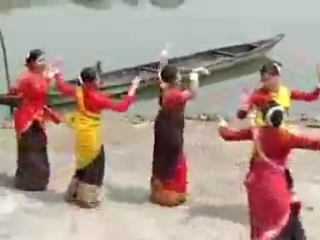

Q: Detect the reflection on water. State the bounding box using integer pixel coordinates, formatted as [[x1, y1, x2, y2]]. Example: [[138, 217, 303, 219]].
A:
[[71, 0, 111, 10], [72, 0, 184, 9], [0, 0, 32, 14], [0, 0, 58, 14], [121, 0, 139, 7], [0, 0, 185, 13], [150, 0, 184, 9]]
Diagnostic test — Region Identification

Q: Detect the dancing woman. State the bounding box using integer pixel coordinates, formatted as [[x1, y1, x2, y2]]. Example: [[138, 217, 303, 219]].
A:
[[150, 65, 199, 207], [219, 101, 320, 240], [51, 66, 140, 208], [237, 61, 320, 122], [0, 49, 62, 191], [237, 61, 320, 208]]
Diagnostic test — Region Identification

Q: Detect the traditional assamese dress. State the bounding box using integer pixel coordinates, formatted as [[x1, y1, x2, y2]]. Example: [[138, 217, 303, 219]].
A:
[[150, 86, 192, 207], [1, 70, 61, 191], [237, 85, 320, 122], [237, 85, 320, 202], [219, 125, 320, 240], [55, 75, 135, 208]]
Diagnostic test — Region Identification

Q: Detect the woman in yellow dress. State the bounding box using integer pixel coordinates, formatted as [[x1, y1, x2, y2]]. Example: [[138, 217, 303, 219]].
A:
[[50, 66, 140, 208]]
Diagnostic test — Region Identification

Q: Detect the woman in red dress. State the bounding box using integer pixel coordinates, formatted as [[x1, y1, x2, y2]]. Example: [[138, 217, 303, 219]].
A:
[[237, 61, 320, 210], [219, 101, 320, 240], [0, 49, 61, 191], [52, 66, 139, 208], [150, 65, 199, 207]]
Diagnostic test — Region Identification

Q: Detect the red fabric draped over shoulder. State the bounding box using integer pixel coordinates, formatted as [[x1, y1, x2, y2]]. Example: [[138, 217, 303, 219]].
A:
[[13, 70, 60, 137]]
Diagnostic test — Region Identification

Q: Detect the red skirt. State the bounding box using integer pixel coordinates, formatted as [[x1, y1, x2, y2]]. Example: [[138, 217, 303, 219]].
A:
[[150, 153, 187, 206], [158, 153, 187, 193], [245, 166, 291, 240]]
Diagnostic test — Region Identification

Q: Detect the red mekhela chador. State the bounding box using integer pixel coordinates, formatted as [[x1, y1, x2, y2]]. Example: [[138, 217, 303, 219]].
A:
[[53, 67, 138, 208], [150, 65, 199, 207], [4, 49, 61, 191], [219, 101, 320, 240], [237, 61, 320, 215]]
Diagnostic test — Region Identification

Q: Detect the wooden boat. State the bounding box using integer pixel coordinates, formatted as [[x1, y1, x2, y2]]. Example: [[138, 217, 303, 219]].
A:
[[46, 33, 284, 107], [0, 33, 284, 108]]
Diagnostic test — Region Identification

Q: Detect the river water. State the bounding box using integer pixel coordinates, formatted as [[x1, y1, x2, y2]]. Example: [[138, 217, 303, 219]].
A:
[[1, 0, 320, 118]]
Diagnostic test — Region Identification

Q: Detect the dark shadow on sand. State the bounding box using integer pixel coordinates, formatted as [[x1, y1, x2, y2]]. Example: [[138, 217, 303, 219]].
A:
[[0, 172, 65, 204], [106, 184, 149, 205], [186, 203, 249, 225]]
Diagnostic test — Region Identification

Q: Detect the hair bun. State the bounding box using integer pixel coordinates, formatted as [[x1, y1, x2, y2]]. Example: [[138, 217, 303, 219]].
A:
[[262, 101, 284, 127]]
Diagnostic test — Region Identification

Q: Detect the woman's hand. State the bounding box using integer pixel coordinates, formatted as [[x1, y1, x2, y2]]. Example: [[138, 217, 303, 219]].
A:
[[187, 71, 200, 98], [239, 88, 251, 111], [8, 86, 18, 95], [128, 76, 142, 96], [131, 76, 141, 88], [191, 67, 210, 76], [158, 46, 169, 80], [189, 67, 209, 82], [189, 72, 199, 82], [44, 65, 60, 79]]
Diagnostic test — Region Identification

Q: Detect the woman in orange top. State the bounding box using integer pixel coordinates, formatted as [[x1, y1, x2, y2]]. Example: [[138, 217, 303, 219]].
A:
[[0, 49, 61, 191], [219, 101, 320, 239], [51, 66, 139, 208]]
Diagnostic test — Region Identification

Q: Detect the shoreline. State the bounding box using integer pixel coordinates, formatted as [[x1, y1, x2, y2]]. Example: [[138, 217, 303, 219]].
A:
[[123, 112, 320, 129]]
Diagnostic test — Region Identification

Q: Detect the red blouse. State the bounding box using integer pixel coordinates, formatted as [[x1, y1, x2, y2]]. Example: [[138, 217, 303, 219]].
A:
[[219, 126, 320, 165], [237, 86, 320, 119], [54, 74, 134, 113], [159, 87, 191, 111], [12, 70, 61, 136]]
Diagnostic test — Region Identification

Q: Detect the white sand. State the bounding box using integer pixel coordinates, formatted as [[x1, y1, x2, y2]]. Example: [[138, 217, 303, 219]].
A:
[[0, 116, 319, 240]]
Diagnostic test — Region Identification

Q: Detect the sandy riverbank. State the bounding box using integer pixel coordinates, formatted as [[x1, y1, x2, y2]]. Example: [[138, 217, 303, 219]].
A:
[[0, 115, 320, 240]]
